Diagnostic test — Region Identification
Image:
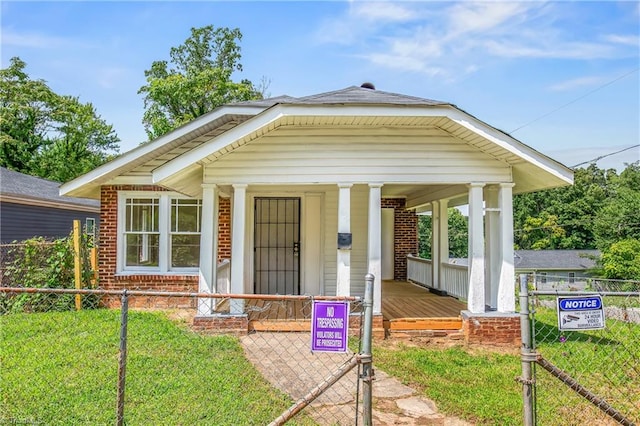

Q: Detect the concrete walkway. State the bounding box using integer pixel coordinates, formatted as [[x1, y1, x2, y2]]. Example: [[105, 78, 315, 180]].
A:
[[241, 333, 472, 425]]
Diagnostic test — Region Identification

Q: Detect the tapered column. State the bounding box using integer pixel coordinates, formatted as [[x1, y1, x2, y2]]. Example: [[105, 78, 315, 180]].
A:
[[497, 183, 516, 312], [467, 183, 486, 313], [336, 183, 352, 297], [368, 184, 383, 314], [230, 184, 247, 314], [484, 186, 499, 310], [198, 184, 218, 315], [431, 200, 449, 291]]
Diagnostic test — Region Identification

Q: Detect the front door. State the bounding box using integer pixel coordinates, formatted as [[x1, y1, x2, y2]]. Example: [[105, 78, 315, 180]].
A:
[[254, 197, 301, 294]]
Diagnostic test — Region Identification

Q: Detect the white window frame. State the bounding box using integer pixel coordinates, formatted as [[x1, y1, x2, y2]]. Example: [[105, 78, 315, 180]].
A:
[[117, 191, 201, 275]]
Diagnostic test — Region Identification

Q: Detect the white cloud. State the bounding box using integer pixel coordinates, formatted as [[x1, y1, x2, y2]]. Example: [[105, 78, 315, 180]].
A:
[[350, 1, 416, 23], [316, 1, 639, 79], [1, 28, 91, 49], [603, 34, 640, 46], [548, 76, 606, 92]]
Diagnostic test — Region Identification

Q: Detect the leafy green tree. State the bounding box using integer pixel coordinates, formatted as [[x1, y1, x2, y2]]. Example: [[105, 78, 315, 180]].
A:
[[0, 57, 119, 182], [598, 239, 640, 281], [138, 25, 264, 140], [418, 208, 468, 258]]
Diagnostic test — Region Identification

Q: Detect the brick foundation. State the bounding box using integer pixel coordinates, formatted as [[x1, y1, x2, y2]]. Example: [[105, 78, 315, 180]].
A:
[[461, 311, 521, 346], [381, 198, 418, 281], [192, 315, 249, 336], [348, 314, 385, 340]]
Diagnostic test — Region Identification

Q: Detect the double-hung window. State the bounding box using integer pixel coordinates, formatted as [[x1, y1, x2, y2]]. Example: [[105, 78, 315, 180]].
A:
[[118, 192, 201, 274]]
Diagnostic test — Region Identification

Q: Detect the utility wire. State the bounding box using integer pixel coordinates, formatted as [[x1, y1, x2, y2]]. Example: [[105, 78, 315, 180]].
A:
[[571, 144, 640, 168], [509, 67, 640, 134]]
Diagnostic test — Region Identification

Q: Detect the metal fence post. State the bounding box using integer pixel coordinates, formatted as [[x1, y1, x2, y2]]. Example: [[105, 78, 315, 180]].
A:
[[519, 274, 535, 426], [361, 273, 374, 426], [116, 290, 129, 426]]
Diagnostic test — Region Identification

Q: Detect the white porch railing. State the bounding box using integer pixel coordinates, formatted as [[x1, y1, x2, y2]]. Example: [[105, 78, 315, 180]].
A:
[[406, 255, 468, 301], [407, 255, 433, 288], [441, 262, 468, 300], [216, 259, 231, 294]]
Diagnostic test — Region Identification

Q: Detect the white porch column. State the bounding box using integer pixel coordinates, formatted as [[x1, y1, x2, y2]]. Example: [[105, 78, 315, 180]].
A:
[[336, 183, 352, 297], [497, 183, 516, 312], [368, 183, 383, 314], [484, 186, 499, 310], [431, 200, 449, 291], [197, 184, 218, 316], [467, 183, 486, 314], [230, 184, 247, 314]]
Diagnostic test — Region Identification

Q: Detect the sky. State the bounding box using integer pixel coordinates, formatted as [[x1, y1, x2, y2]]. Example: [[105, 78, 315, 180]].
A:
[[2, 1, 639, 171]]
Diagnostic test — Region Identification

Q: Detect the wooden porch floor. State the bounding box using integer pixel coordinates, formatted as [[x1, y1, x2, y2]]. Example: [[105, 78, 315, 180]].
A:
[[212, 280, 466, 332], [381, 280, 466, 320]]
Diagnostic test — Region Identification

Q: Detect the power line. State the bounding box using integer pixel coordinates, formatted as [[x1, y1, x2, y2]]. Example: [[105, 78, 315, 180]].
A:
[[571, 144, 640, 168], [509, 67, 640, 134]]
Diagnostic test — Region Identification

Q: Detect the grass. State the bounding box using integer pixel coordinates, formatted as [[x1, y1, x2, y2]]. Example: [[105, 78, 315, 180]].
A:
[[372, 303, 639, 425], [373, 343, 522, 425], [0, 309, 311, 425]]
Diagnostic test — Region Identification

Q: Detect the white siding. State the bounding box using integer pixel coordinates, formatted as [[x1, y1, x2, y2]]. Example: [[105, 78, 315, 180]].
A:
[[323, 188, 338, 295], [203, 128, 512, 185]]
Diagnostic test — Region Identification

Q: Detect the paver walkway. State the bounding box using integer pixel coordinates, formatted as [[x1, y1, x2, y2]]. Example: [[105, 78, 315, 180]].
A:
[[241, 333, 472, 425]]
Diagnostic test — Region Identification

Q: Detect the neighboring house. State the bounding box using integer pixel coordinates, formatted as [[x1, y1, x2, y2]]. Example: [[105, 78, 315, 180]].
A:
[[60, 85, 573, 335], [514, 249, 600, 290], [0, 167, 100, 243], [449, 249, 600, 290]]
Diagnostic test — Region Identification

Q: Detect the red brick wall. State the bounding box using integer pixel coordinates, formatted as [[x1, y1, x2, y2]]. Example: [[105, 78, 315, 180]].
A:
[[462, 315, 520, 346], [381, 198, 418, 280], [218, 197, 231, 261], [99, 185, 199, 293]]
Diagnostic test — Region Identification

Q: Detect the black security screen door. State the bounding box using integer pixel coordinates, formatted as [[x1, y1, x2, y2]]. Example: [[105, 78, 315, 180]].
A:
[[254, 198, 301, 295]]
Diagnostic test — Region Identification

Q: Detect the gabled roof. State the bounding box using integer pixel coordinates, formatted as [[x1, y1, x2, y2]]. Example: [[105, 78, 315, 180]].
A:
[[0, 167, 99, 211], [514, 250, 600, 271], [450, 250, 600, 271], [60, 85, 574, 199]]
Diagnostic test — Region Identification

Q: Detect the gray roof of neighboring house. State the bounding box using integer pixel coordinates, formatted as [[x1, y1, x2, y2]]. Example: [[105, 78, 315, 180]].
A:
[[514, 250, 600, 270], [0, 167, 99, 209], [235, 85, 451, 108], [449, 250, 600, 271]]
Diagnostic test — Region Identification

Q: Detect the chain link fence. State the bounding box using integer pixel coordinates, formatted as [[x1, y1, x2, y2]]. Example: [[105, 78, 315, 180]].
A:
[[519, 274, 640, 425], [1, 284, 373, 425]]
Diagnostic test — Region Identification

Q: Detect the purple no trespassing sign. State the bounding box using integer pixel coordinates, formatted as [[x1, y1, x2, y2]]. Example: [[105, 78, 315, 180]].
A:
[[311, 301, 349, 353]]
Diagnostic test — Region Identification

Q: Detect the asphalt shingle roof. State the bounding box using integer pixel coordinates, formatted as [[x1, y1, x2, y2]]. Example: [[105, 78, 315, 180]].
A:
[[235, 85, 450, 108], [0, 167, 99, 208]]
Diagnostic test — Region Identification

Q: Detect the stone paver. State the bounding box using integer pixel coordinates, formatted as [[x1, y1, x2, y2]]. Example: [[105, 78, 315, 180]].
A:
[[240, 332, 473, 425]]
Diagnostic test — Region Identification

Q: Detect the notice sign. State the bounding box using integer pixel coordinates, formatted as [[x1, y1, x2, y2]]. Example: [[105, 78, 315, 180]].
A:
[[557, 295, 605, 331], [311, 301, 349, 353]]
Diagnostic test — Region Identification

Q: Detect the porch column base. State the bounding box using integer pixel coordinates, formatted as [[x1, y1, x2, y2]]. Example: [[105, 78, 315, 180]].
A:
[[192, 314, 249, 336], [461, 311, 520, 346]]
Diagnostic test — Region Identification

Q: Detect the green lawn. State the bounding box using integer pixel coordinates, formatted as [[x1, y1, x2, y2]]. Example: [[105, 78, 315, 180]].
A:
[[373, 344, 522, 425], [0, 309, 309, 425]]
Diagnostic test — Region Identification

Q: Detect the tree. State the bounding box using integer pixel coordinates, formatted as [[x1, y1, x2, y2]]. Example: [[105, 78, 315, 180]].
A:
[[598, 239, 640, 281], [418, 208, 468, 258], [0, 57, 120, 182], [138, 25, 264, 140]]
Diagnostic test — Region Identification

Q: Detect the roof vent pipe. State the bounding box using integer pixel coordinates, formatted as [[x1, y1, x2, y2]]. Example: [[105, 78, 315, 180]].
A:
[[360, 82, 375, 90]]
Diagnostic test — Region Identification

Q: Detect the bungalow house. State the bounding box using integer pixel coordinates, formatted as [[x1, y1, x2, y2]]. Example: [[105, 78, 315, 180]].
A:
[[0, 167, 99, 243], [60, 85, 573, 341], [515, 249, 599, 290]]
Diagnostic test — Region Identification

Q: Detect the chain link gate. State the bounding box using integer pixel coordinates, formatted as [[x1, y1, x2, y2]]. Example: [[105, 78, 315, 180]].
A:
[[1, 275, 375, 425], [519, 274, 640, 425]]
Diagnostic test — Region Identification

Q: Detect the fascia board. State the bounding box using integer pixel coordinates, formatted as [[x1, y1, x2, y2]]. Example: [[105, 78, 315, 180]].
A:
[[59, 105, 265, 197], [445, 108, 574, 185], [155, 102, 574, 186], [153, 108, 286, 184]]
